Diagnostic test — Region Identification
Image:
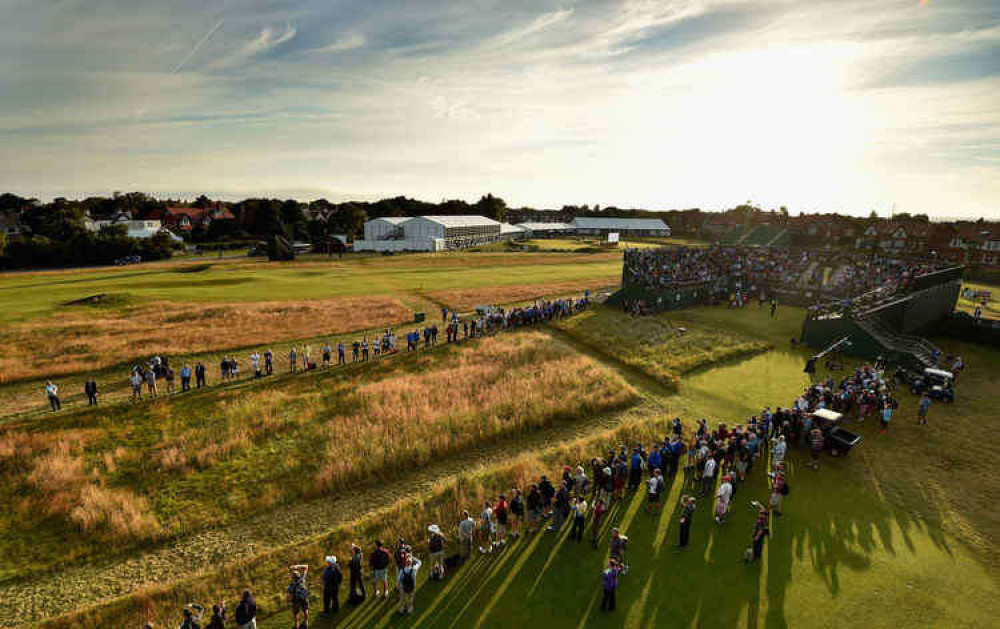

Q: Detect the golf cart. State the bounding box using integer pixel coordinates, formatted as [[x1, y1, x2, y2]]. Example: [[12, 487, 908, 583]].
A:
[[921, 368, 956, 402], [895, 367, 955, 402], [812, 408, 862, 457]]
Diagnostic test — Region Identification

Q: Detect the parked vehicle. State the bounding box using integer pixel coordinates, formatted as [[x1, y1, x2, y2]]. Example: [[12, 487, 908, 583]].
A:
[[895, 367, 955, 402], [114, 255, 142, 265]]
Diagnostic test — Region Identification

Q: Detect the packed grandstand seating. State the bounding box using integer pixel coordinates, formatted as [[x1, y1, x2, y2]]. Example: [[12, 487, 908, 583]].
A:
[[622, 245, 952, 312]]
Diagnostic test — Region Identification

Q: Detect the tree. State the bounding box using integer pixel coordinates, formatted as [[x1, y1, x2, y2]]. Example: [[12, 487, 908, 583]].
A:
[[0, 232, 6, 258], [330, 203, 367, 238], [194, 195, 212, 209], [475, 193, 507, 222], [868, 210, 879, 219]]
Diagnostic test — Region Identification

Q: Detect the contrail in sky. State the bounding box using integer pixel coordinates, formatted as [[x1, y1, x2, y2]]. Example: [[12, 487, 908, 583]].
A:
[[172, 19, 224, 74]]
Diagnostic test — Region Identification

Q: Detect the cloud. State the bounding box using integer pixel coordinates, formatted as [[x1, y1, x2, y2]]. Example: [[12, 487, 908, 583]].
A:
[[243, 23, 297, 57], [485, 7, 574, 48], [314, 32, 366, 53]]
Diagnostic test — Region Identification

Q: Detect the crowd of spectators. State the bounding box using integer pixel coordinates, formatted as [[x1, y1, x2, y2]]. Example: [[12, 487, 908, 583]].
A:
[[623, 245, 951, 316], [149, 357, 905, 629]]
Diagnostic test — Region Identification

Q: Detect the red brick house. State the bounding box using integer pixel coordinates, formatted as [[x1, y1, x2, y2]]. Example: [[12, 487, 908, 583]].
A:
[[151, 202, 235, 233]]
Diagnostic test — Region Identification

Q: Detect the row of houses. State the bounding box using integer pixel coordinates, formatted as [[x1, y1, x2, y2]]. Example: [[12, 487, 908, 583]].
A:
[[354, 216, 672, 252]]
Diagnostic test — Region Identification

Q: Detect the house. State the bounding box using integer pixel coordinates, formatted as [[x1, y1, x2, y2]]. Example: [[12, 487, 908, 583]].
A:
[[0, 209, 30, 238], [152, 203, 236, 233], [946, 223, 1000, 267]]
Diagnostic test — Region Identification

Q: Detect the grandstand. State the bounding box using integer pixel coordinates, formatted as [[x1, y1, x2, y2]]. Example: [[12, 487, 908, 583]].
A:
[[718, 225, 751, 244], [801, 266, 962, 369], [740, 225, 789, 246]]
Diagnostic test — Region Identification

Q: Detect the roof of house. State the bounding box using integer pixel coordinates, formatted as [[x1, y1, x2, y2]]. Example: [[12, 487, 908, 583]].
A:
[[572, 217, 669, 230], [369, 216, 412, 225], [159, 206, 236, 221], [413, 215, 500, 228], [499, 222, 526, 234], [515, 222, 573, 231]]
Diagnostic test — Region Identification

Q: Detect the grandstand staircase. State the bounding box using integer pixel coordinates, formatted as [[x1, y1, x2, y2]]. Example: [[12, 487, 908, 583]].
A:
[[854, 316, 940, 369]]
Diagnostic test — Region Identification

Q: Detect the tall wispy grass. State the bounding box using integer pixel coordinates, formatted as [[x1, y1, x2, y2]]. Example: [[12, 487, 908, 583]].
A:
[[34, 414, 675, 629], [313, 332, 637, 492], [0, 295, 411, 383]]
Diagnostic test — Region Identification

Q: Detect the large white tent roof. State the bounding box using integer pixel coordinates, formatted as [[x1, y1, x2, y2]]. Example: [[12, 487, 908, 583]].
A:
[[416, 215, 500, 228]]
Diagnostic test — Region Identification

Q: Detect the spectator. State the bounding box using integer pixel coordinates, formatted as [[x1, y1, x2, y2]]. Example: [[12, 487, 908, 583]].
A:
[[195, 362, 206, 387], [809, 425, 824, 469], [646, 469, 665, 514], [263, 349, 273, 376], [917, 392, 931, 426], [591, 498, 606, 548], [509, 489, 524, 538], [715, 475, 732, 524], [494, 494, 508, 548], [321, 556, 342, 616], [347, 544, 365, 605], [84, 378, 98, 406], [44, 380, 61, 411], [772, 435, 788, 469], [769, 464, 788, 516], [234, 589, 257, 629], [396, 555, 422, 616], [600, 559, 620, 612], [701, 453, 717, 497], [428, 524, 447, 578], [478, 502, 495, 553], [751, 505, 770, 562], [526, 485, 542, 535], [458, 511, 475, 561], [286, 564, 309, 629], [131, 370, 143, 401], [678, 495, 696, 548], [180, 364, 192, 391], [289, 347, 297, 373], [205, 603, 225, 629], [179, 605, 204, 629], [165, 365, 175, 394], [369, 540, 391, 598], [145, 367, 157, 397], [570, 496, 589, 541]]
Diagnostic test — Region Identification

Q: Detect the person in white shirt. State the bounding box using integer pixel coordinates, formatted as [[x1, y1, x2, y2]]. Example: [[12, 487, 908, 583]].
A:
[[772, 436, 788, 469], [715, 475, 733, 523], [646, 469, 665, 514], [44, 381, 61, 411], [250, 351, 261, 376], [702, 456, 717, 497]]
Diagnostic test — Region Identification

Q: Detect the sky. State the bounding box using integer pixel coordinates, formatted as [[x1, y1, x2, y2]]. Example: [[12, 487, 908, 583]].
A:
[[1, 0, 998, 218]]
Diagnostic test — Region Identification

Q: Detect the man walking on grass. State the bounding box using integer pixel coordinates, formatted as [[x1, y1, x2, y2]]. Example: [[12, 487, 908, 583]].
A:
[[44, 380, 61, 411], [647, 469, 665, 514], [458, 511, 475, 560], [917, 392, 931, 426]]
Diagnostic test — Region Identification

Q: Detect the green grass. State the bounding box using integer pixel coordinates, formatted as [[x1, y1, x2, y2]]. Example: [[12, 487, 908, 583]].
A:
[[0, 251, 623, 325], [3, 268, 999, 629], [553, 305, 771, 388]]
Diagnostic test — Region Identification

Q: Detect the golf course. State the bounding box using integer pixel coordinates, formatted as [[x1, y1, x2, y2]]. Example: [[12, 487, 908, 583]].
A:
[[0, 250, 997, 629]]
